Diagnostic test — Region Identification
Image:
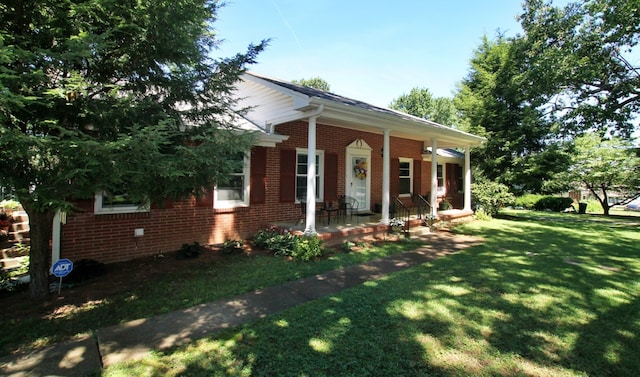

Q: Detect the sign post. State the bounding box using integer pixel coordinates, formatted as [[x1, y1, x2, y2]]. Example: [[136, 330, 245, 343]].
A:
[[51, 258, 73, 295]]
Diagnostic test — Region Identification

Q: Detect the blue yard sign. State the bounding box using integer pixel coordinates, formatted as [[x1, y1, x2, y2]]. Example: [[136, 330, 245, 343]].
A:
[[51, 258, 73, 278]]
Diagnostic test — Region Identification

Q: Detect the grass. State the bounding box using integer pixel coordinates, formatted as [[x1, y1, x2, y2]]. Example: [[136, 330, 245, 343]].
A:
[[0, 238, 421, 356], [103, 211, 640, 377]]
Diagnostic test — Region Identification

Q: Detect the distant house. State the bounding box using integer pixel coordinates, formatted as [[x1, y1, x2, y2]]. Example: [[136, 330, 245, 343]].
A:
[[54, 73, 485, 264]]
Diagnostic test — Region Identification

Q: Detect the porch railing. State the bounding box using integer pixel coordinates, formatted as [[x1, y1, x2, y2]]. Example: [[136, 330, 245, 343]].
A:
[[390, 196, 411, 234], [414, 193, 432, 219]]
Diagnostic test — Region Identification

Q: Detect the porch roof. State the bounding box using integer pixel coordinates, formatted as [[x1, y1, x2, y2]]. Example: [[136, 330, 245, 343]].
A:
[[239, 73, 486, 149]]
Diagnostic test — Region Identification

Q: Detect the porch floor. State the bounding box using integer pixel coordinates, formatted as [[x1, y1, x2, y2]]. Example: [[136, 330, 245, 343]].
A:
[[271, 209, 474, 247]]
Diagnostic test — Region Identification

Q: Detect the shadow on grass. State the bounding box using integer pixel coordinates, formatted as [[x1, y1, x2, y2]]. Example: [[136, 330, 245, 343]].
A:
[[104, 217, 640, 376]]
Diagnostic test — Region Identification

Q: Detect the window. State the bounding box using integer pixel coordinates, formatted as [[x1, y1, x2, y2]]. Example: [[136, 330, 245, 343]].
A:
[[215, 152, 250, 208], [437, 164, 446, 195], [399, 158, 413, 196], [94, 191, 148, 214], [296, 149, 324, 201]]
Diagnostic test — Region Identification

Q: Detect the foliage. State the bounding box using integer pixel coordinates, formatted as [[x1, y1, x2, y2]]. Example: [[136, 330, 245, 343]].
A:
[[565, 134, 640, 215], [515, 193, 546, 209], [177, 242, 203, 259], [252, 228, 324, 261], [519, 0, 640, 137], [220, 239, 243, 255], [0, 200, 21, 211], [389, 88, 460, 127], [533, 196, 575, 212], [454, 35, 569, 194], [388, 218, 405, 227], [0, 0, 265, 299], [471, 181, 516, 216], [474, 207, 492, 221], [291, 77, 331, 91]]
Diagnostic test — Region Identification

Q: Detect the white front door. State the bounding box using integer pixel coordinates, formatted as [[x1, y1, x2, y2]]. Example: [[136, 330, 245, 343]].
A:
[[346, 139, 372, 212]]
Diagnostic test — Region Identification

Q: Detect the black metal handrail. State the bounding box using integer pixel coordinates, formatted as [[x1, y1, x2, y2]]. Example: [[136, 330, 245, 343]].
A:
[[391, 196, 411, 234], [414, 193, 432, 219]]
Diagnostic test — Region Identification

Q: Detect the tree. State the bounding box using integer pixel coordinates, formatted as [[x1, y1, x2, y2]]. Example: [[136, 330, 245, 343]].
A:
[[454, 35, 569, 194], [389, 88, 459, 127], [567, 134, 640, 215], [519, 0, 640, 137], [291, 77, 331, 91], [0, 0, 265, 299]]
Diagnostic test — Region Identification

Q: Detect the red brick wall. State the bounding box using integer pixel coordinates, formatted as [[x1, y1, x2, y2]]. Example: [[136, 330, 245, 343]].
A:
[[60, 121, 428, 264]]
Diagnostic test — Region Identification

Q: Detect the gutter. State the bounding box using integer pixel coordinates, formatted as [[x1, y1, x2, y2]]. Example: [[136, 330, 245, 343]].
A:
[[265, 104, 324, 133]]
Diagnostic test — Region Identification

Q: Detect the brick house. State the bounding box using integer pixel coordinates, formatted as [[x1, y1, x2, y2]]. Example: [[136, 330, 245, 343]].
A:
[[52, 73, 485, 264]]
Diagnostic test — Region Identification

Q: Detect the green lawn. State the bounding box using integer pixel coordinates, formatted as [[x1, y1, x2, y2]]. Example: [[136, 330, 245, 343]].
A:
[[104, 211, 640, 377], [1, 238, 421, 356]]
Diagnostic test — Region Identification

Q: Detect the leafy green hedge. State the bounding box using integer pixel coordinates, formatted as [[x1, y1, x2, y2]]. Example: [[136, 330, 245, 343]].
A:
[[515, 194, 575, 212], [515, 194, 546, 209]]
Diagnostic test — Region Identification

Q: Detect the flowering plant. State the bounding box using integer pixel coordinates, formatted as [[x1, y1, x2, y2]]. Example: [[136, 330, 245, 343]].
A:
[[423, 214, 438, 228], [389, 218, 405, 227]]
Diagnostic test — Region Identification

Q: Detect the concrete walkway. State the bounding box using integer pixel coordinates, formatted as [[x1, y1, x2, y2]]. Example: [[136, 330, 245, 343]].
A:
[[0, 231, 481, 377]]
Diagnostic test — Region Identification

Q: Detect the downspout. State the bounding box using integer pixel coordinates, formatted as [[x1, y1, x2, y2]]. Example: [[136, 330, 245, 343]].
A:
[[51, 210, 62, 264]]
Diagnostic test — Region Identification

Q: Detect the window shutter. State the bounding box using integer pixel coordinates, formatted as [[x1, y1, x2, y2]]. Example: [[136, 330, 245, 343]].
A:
[[324, 152, 338, 201], [446, 163, 455, 193], [413, 159, 422, 196], [390, 158, 400, 196], [280, 149, 296, 203], [250, 147, 267, 204]]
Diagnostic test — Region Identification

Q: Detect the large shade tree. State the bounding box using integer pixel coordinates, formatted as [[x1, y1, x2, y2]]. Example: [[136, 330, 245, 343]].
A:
[[0, 0, 265, 299], [291, 77, 331, 92], [519, 0, 640, 137], [454, 35, 570, 194]]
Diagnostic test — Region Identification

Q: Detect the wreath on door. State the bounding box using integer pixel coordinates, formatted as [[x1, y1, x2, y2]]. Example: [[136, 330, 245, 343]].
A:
[[353, 160, 367, 180]]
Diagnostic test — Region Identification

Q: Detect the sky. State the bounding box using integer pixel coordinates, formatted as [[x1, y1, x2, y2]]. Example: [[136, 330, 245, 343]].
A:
[[213, 0, 527, 108]]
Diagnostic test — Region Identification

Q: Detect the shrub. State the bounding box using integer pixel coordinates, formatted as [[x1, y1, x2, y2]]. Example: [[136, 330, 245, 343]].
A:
[[252, 228, 323, 261], [533, 196, 574, 212], [221, 239, 243, 254], [177, 242, 202, 259], [515, 194, 545, 209], [475, 208, 492, 221], [585, 199, 602, 213], [471, 181, 515, 217]]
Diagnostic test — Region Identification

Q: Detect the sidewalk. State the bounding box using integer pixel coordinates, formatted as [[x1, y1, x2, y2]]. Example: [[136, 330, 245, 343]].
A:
[[0, 231, 481, 377]]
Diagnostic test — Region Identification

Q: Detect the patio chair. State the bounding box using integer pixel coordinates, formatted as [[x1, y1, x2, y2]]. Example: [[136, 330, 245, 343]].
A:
[[339, 195, 359, 223]]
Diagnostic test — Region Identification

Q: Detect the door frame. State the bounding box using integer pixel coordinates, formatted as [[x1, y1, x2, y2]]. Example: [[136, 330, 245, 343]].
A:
[[345, 139, 372, 212]]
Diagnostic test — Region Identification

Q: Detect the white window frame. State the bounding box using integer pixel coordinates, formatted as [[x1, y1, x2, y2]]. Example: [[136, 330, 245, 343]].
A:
[[295, 148, 324, 202], [437, 164, 446, 196], [94, 192, 149, 215], [214, 153, 251, 208], [398, 157, 413, 197]]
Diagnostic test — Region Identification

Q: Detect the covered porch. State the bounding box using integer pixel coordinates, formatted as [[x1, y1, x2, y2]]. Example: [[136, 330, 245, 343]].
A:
[[273, 207, 473, 247]]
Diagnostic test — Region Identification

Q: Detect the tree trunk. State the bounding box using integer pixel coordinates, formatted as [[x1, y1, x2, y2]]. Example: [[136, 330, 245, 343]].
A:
[[23, 206, 56, 300]]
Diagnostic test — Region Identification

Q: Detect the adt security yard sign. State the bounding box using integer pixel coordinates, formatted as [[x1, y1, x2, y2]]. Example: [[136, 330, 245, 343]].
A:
[[51, 259, 73, 295], [52, 259, 73, 277]]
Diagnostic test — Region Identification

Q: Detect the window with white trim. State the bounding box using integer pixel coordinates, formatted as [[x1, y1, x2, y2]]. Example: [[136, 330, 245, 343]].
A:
[[214, 152, 250, 208], [94, 191, 149, 214], [296, 149, 324, 201], [399, 158, 413, 197], [437, 164, 446, 195]]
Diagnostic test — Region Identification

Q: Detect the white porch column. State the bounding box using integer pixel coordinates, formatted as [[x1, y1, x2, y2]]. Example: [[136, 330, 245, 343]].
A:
[[303, 115, 318, 235], [430, 139, 438, 216], [464, 146, 472, 211], [381, 129, 391, 224]]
